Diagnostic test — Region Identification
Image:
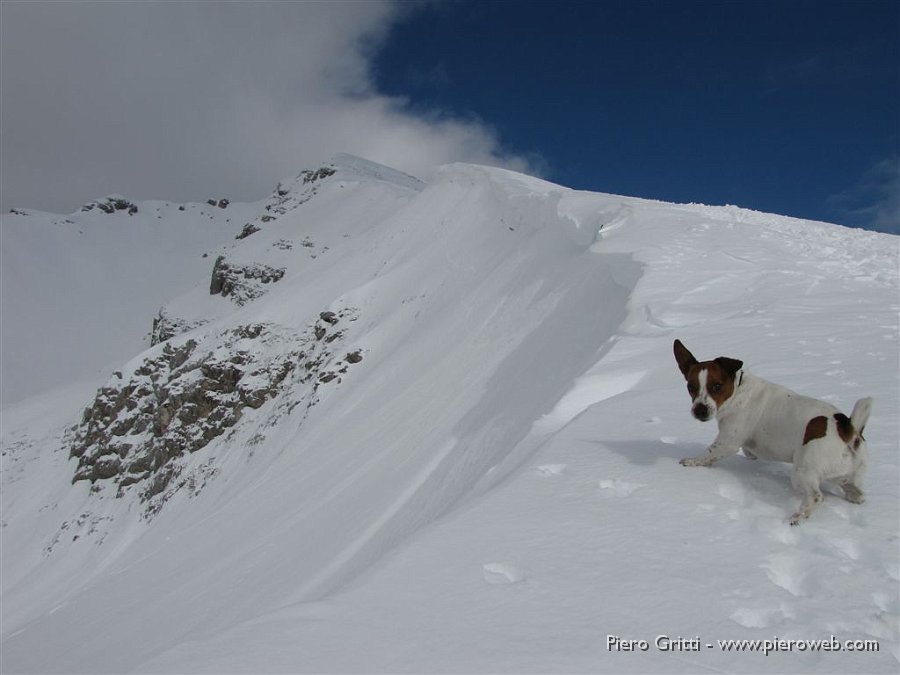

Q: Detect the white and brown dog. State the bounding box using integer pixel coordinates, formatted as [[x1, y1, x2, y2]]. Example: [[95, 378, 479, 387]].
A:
[[673, 339, 872, 525]]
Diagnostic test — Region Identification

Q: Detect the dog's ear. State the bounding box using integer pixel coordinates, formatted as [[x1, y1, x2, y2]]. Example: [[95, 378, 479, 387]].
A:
[[673, 339, 698, 378], [714, 356, 743, 379]]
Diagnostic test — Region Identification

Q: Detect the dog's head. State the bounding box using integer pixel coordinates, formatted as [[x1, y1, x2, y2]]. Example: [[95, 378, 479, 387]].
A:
[[673, 339, 743, 421]]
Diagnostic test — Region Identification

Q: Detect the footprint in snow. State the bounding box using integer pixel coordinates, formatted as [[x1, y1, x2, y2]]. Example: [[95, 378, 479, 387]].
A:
[[716, 481, 750, 506], [826, 537, 861, 561], [762, 553, 819, 598], [766, 520, 800, 545], [598, 478, 645, 497], [730, 603, 793, 629], [482, 563, 525, 585], [872, 590, 898, 613], [534, 464, 566, 476]]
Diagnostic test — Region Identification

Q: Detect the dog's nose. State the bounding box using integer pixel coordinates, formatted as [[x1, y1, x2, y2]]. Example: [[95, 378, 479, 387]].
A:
[[692, 403, 710, 421]]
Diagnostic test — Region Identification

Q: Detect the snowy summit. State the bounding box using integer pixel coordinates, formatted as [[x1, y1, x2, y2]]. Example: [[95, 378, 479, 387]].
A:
[[1, 155, 897, 673]]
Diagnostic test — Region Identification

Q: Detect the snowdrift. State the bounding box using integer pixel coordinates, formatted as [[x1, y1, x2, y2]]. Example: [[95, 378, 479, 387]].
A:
[[1, 155, 897, 673]]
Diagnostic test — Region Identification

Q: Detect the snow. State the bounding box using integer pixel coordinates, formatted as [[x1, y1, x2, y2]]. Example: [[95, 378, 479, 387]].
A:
[[1, 155, 898, 674], [0, 198, 263, 405], [329, 152, 427, 193]]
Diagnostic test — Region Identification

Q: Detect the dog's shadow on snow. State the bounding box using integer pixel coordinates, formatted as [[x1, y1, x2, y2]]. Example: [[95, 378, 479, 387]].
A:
[[598, 439, 701, 466], [600, 439, 796, 498], [589, 439, 861, 520]]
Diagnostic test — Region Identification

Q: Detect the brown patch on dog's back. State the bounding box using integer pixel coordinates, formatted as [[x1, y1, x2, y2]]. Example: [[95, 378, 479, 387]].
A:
[[834, 413, 854, 443], [803, 416, 827, 445]]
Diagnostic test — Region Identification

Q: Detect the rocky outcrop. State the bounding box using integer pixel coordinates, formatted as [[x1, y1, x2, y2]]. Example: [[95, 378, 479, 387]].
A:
[[150, 308, 208, 346], [231, 164, 337, 240], [300, 167, 336, 184], [235, 222, 261, 240], [269, 166, 335, 219], [209, 255, 286, 305], [81, 195, 138, 215], [69, 309, 363, 513]]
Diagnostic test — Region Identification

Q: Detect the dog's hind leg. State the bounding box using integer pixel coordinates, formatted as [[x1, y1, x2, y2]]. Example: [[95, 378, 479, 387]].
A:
[[841, 481, 865, 504], [840, 447, 867, 505], [790, 466, 823, 526]]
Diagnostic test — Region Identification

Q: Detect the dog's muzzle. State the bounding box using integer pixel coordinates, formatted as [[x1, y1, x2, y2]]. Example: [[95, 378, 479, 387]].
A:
[[692, 403, 711, 421]]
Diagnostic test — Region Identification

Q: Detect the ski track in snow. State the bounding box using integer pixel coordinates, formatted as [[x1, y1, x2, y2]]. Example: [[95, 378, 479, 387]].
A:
[[2, 157, 898, 673]]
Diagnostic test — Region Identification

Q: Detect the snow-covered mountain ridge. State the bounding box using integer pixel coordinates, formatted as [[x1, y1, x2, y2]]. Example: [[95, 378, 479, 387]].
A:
[[1, 155, 897, 673]]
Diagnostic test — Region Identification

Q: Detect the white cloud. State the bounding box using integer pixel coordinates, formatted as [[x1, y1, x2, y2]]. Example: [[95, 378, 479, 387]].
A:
[[829, 156, 900, 234], [0, 1, 534, 213]]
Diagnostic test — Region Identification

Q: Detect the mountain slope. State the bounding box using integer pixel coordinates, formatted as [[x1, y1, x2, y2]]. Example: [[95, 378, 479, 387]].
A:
[[1, 156, 897, 673], [0, 194, 263, 405]]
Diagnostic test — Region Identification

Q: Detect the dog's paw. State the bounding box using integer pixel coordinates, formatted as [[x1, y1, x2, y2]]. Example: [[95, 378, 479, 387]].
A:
[[680, 456, 711, 467], [792, 491, 824, 526], [841, 483, 865, 504]]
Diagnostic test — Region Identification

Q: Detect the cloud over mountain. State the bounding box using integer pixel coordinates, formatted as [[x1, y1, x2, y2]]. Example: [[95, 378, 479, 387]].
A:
[[0, 1, 531, 214]]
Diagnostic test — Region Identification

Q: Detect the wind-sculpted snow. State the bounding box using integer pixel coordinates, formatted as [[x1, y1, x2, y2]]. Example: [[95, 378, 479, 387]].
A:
[[1, 156, 897, 674]]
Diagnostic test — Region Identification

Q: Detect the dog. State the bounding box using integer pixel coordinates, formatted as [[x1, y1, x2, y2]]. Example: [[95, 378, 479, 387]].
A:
[[673, 339, 872, 525]]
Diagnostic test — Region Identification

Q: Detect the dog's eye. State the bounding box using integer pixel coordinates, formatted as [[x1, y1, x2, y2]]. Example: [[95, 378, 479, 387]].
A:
[[711, 382, 722, 393]]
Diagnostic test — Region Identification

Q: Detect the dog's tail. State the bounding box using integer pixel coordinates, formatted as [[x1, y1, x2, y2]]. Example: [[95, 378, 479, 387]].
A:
[[850, 397, 873, 435]]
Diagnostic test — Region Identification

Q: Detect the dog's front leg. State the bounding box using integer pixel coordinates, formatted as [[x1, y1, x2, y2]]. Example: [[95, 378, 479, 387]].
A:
[[680, 434, 742, 467]]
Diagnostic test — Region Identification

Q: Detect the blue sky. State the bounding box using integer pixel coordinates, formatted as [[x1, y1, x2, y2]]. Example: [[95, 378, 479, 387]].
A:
[[373, 0, 898, 232], [1, 0, 896, 232]]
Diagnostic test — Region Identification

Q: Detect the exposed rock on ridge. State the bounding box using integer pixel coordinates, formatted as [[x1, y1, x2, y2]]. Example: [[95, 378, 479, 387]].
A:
[[81, 195, 139, 215], [150, 309, 209, 346], [69, 309, 362, 513], [233, 164, 336, 240], [208, 255, 286, 305]]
